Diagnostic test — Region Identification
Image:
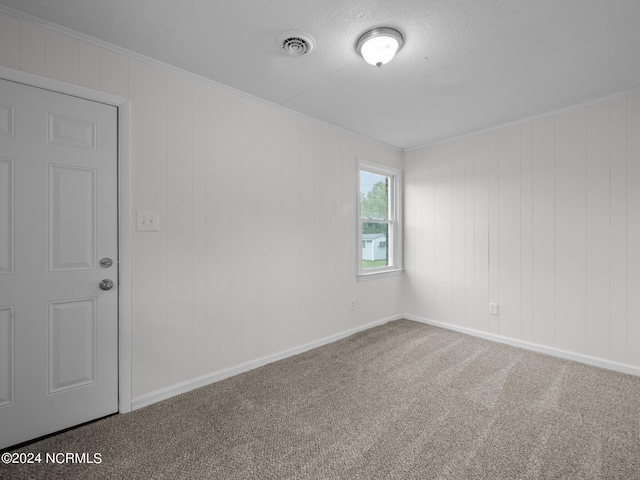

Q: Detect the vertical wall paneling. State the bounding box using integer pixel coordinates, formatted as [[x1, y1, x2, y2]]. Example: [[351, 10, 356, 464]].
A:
[[340, 131, 357, 323], [45, 29, 80, 84], [585, 101, 611, 359], [487, 131, 500, 334], [20, 21, 45, 76], [228, 94, 244, 364], [311, 123, 328, 338], [412, 148, 425, 318], [473, 133, 490, 333], [401, 152, 414, 313], [205, 85, 233, 372], [322, 125, 348, 322], [100, 49, 129, 97], [402, 150, 420, 316], [451, 139, 466, 327], [191, 81, 207, 378], [256, 104, 270, 350], [312, 124, 327, 337], [498, 124, 521, 339], [434, 144, 453, 324], [0, 13, 404, 406], [404, 91, 639, 372], [257, 104, 281, 351], [519, 121, 533, 343], [626, 93, 640, 367], [425, 148, 437, 320], [79, 41, 100, 91], [334, 131, 348, 326], [294, 112, 308, 335], [0, 12, 20, 69], [420, 148, 433, 319], [531, 116, 556, 347], [271, 108, 288, 342], [129, 59, 168, 397], [554, 107, 588, 354], [328, 126, 342, 331], [279, 110, 303, 345], [166, 72, 194, 385], [408, 149, 420, 316], [298, 119, 315, 339], [609, 97, 627, 364], [464, 136, 476, 330], [240, 98, 260, 358]]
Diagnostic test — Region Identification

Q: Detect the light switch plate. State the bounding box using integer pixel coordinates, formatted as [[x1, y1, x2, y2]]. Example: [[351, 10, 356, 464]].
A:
[[136, 211, 159, 232]]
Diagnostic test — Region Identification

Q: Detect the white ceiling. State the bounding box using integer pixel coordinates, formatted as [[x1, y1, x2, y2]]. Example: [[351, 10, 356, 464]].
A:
[[2, 0, 640, 149]]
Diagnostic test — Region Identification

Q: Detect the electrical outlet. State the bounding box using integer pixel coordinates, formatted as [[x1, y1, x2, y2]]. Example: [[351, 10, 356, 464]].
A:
[[350, 298, 356, 311], [136, 211, 160, 232], [489, 303, 499, 316]]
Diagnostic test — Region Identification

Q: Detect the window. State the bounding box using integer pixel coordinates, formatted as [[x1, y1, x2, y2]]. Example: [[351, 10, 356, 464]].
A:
[[358, 159, 403, 279]]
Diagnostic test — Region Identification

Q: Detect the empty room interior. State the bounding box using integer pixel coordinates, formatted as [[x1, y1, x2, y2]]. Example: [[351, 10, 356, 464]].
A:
[[0, 1, 639, 478]]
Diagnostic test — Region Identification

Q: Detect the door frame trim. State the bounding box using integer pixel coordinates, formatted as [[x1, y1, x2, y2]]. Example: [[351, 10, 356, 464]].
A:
[[0, 65, 133, 413]]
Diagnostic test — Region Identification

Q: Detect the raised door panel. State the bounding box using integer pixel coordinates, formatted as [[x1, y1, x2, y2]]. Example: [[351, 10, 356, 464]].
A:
[[0, 306, 13, 407], [0, 103, 14, 137], [0, 157, 13, 274], [49, 165, 96, 272], [48, 299, 96, 394], [48, 114, 96, 150]]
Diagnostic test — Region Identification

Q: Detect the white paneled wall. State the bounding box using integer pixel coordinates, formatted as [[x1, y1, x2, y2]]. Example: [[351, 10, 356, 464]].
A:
[[0, 11, 403, 403], [404, 92, 640, 371], [2, 6, 638, 409]]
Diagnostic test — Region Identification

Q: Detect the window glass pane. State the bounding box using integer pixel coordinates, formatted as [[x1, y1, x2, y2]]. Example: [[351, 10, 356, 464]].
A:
[[360, 171, 389, 220], [362, 222, 389, 269]]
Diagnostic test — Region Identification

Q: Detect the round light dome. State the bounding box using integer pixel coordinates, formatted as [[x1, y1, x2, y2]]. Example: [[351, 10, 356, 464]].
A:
[[356, 27, 404, 68]]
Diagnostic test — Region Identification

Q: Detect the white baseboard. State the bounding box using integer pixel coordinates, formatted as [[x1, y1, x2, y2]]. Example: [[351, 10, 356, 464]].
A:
[[131, 314, 401, 411], [404, 314, 640, 377]]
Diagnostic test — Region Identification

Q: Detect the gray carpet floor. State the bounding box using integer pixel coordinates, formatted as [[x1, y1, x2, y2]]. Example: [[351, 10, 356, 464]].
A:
[[2, 319, 639, 479]]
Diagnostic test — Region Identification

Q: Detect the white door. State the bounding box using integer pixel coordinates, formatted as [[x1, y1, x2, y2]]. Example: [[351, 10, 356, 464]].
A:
[[0, 78, 118, 450]]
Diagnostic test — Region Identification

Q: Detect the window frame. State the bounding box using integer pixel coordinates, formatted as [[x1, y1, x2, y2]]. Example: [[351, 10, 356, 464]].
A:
[[357, 159, 403, 280]]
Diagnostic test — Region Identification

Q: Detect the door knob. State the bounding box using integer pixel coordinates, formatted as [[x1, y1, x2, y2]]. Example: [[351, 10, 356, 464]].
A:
[[99, 279, 114, 291], [99, 257, 113, 268]]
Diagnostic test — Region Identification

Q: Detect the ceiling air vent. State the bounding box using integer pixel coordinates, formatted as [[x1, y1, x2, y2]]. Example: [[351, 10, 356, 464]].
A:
[[277, 31, 315, 56]]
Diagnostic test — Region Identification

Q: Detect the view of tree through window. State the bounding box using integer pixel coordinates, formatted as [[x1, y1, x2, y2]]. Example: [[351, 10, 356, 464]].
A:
[[360, 174, 389, 221], [360, 172, 390, 269], [358, 161, 402, 276]]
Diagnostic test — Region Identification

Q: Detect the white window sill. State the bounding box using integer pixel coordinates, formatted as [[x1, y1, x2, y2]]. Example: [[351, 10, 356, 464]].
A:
[[357, 268, 404, 282]]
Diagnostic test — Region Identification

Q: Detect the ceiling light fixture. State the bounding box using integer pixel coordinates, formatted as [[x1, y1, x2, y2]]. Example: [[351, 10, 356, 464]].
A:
[[356, 27, 404, 68]]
